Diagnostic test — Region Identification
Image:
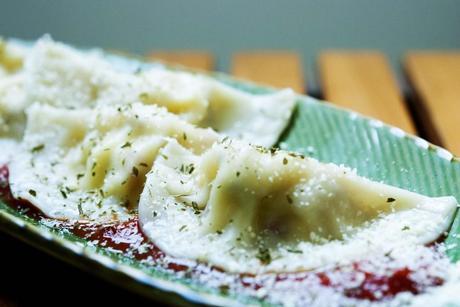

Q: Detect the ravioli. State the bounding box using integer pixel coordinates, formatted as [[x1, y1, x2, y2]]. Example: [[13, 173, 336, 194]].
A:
[[139, 140, 458, 273], [23, 37, 139, 109], [139, 69, 296, 146], [19, 37, 296, 146], [0, 39, 29, 163], [0, 73, 26, 139], [0, 38, 27, 75], [0, 39, 28, 139], [8, 103, 219, 221]]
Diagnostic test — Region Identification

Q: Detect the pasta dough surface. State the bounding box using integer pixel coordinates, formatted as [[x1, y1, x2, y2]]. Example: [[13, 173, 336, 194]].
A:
[[139, 140, 457, 273], [8, 103, 218, 221]]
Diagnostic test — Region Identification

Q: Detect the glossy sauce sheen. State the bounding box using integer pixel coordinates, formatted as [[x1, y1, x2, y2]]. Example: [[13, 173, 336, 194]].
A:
[[0, 165, 445, 302]]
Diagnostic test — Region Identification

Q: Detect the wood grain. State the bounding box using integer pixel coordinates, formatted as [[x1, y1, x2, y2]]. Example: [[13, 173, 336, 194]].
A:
[[320, 51, 415, 134], [405, 52, 460, 155], [148, 51, 214, 71], [231, 51, 305, 93]]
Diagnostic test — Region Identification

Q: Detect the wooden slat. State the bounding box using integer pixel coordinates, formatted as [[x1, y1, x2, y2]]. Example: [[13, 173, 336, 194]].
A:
[[320, 51, 416, 134], [231, 51, 305, 93], [405, 52, 460, 155], [148, 51, 214, 71]]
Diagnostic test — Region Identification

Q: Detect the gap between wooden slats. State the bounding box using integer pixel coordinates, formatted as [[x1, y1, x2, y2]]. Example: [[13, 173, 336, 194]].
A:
[[404, 52, 460, 155], [148, 51, 214, 71], [319, 51, 416, 134], [231, 52, 305, 93]]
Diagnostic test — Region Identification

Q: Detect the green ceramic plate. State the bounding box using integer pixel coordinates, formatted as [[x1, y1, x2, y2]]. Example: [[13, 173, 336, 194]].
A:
[[1, 45, 459, 306]]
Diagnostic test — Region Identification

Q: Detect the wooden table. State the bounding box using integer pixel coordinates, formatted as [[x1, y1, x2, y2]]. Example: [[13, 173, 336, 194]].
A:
[[1, 49, 459, 306]]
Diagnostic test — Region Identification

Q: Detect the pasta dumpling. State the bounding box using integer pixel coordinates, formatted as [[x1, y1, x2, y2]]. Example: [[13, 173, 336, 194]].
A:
[[8, 103, 219, 221], [139, 139, 458, 273], [0, 38, 27, 75], [0, 39, 28, 139], [0, 38, 29, 162], [15, 37, 296, 146], [139, 69, 296, 146]]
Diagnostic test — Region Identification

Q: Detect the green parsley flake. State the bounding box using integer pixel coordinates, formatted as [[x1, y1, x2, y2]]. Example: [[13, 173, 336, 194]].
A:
[[31, 144, 45, 153], [287, 249, 303, 254], [256, 247, 272, 264], [180, 163, 195, 174], [77, 203, 83, 216], [121, 141, 132, 148], [60, 189, 67, 199]]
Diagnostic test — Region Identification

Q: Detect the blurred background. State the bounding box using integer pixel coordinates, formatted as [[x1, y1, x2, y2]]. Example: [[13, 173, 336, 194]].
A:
[[1, 0, 459, 91]]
